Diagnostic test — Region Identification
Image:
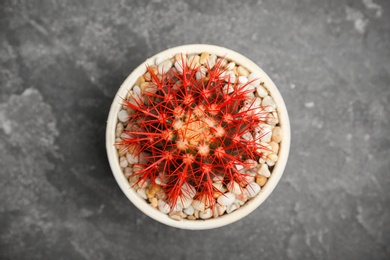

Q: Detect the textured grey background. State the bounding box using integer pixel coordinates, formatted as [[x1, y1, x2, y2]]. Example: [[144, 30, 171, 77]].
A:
[[0, 0, 389, 259]]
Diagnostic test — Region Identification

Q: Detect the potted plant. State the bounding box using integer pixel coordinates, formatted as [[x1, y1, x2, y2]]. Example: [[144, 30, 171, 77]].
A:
[[106, 44, 290, 230]]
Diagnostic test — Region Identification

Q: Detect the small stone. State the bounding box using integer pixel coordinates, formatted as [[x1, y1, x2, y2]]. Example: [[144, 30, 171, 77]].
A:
[[272, 127, 282, 143], [266, 158, 275, 166], [158, 199, 170, 214], [256, 175, 268, 187], [181, 183, 196, 199], [224, 71, 236, 83], [124, 167, 133, 177], [256, 85, 268, 98], [199, 52, 209, 65], [227, 181, 242, 195], [244, 159, 257, 169], [245, 182, 261, 198], [188, 55, 200, 69], [192, 200, 205, 211], [155, 56, 165, 65], [237, 66, 249, 77], [184, 205, 195, 216], [238, 76, 248, 84], [119, 156, 128, 168], [226, 203, 239, 214], [137, 188, 148, 199], [207, 54, 217, 69], [118, 109, 129, 122], [226, 62, 235, 70], [116, 122, 124, 137], [248, 72, 262, 87], [150, 197, 158, 208], [177, 195, 193, 209], [194, 210, 200, 219], [200, 208, 212, 219], [269, 141, 279, 153], [258, 163, 271, 178], [126, 153, 139, 164], [169, 211, 183, 221], [262, 96, 276, 112], [217, 192, 235, 206], [158, 60, 173, 75], [268, 153, 279, 162], [216, 204, 226, 216], [212, 182, 227, 193], [138, 179, 149, 189], [260, 127, 272, 142], [187, 215, 196, 220]]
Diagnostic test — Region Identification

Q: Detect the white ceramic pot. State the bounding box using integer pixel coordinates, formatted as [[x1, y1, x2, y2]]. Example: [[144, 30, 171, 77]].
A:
[[106, 44, 290, 230]]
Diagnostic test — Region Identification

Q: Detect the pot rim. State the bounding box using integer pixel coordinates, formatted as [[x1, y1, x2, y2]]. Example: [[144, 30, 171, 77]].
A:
[[106, 44, 291, 230]]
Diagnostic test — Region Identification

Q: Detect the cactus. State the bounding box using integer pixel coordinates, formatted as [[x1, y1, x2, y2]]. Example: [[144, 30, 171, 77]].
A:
[[118, 55, 270, 209]]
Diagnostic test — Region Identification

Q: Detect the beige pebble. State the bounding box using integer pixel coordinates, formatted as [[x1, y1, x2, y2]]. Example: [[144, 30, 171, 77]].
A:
[[266, 158, 275, 167], [262, 96, 276, 112], [169, 211, 183, 221], [188, 55, 200, 69], [269, 141, 279, 153], [194, 210, 200, 219], [135, 76, 145, 86], [216, 204, 226, 215], [268, 153, 279, 162], [248, 72, 262, 87], [157, 199, 170, 214], [199, 52, 209, 65], [256, 175, 268, 187], [150, 197, 158, 208], [237, 66, 249, 77], [116, 123, 124, 138], [272, 127, 282, 143], [200, 208, 212, 219], [187, 215, 196, 220]]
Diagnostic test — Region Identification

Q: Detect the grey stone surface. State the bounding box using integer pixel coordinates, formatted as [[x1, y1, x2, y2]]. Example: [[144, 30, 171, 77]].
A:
[[0, 0, 389, 259]]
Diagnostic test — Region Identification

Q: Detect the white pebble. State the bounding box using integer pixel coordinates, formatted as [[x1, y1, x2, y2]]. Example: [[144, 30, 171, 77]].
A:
[[212, 174, 224, 183], [191, 200, 205, 212], [126, 153, 139, 164], [223, 84, 234, 94], [155, 56, 165, 65], [177, 195, 193, 209], [217, 192, 235, 206], [124, 167, 133, 177], [200, 208, 212, 219], [158, 60, 173, 75], [212, 182, 227, 193], [226, 203, 239, 214], [119, 156, 128, 168], [260, 127, 272, 143], [235, 164, 244, 171], [258, 163, 271, 178], [118, 109, 129, 122], [171, 203, 183, 212], [181, 183, 196, 199], [158, 200, 171, 214], [238, 76, 249, 84], [227, 181, 242, 195], [248, 72, 262, 87], [137, 188, 147, 199], [266, 158, 275, 167], [226, 62, 235, 70], [174, 60, 185, 74], [184, 205, 194, 216], [245, 182, 261, 198], [216, 204, 226, 215], [262, 96, 276, 112], [207, 54, 217, 69], [256, 85, 268, 98], [272, 127, 282, 143]]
